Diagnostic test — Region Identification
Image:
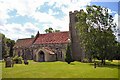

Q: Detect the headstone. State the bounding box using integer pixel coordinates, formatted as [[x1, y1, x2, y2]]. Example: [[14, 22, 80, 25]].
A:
[[5, 57, 13, 68], [94, 62, 96, 68], [24, 59, 28, 65], [11, 60, 14, 67]]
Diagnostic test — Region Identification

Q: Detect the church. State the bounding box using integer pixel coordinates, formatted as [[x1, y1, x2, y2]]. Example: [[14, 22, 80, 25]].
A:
[[13, 31, 69, 62], [13, 10, 84, 62]]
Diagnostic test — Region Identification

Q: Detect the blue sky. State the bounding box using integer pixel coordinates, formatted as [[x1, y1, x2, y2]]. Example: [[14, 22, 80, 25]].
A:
[[0, 0, 119, 41]]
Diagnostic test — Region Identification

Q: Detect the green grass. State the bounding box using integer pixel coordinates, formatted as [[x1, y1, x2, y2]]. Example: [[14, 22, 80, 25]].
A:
[[1, 60, 119, 78]]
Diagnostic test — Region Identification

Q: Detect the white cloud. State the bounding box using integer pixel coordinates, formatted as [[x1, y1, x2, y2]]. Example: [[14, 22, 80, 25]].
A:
[[31, 0, 92, 31], [0, 0, 103, 40], [0, 0, 55, 27], [0, 22, 39, 40], [113, 13, 120, 42], [90, 0, 119, 2], [108, 8, 117, 14], [113, 13, 120, 31], [48, 9, 59, 16]]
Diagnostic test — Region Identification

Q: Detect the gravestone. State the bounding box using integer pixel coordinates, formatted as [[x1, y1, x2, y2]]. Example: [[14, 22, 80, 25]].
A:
[[5, 57, 13, 68], [24, 59, 28, 65], [94, 62, 97, 68]]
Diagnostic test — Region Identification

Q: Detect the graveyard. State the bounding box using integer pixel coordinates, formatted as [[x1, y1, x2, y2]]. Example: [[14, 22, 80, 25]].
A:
[[1, 60, 119, 78]]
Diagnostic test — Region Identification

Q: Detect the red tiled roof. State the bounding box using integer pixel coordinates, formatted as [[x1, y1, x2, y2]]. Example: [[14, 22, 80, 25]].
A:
[[34, 31, 69, 44], [14, 38, 34, 48], [14, 31, 69, 48]]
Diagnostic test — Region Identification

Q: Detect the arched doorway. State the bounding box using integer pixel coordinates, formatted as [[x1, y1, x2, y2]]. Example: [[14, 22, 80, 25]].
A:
[[38, 51, 45, 62]]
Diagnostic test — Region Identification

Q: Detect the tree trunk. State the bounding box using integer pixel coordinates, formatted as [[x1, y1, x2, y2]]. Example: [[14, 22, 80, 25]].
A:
[[103, 60, 105, 65], [101, 59, 105, 65]]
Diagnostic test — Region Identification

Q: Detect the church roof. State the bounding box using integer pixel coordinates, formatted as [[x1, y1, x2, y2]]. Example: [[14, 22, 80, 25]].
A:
[[14, 38, 34, 48], [14, 31, 69, 48], [34, 31, 69, 44]]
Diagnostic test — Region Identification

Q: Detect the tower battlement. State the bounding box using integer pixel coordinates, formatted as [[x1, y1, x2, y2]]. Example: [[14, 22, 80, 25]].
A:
[[69, 9, 84, 14], [69, 10, 78, 14]]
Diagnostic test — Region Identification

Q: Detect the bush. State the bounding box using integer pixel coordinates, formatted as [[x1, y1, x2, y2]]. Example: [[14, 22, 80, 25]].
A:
[[65, 44, 73, 64], [12, 56, 22, 64]]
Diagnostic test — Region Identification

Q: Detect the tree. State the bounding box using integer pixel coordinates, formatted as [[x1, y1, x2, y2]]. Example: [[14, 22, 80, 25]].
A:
[[9, 40, 15, 57], [45, 27, 60, 33], [45, 27, 53, 33], [65, 44, 73, 64], [0, 33, 15, 59], [0, 33, 7, 58], [54, 30, 60, 32], [109, 42, 120, 60], [76, 5, 117, 65], [31, 35, 34, 38]]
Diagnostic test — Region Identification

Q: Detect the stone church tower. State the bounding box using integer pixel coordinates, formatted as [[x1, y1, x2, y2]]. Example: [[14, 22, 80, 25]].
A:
[[69, 10, 84, 61]]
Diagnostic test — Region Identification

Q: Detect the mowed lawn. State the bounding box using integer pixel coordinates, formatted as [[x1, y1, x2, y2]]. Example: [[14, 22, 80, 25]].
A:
[[1, 60, 119, 78]]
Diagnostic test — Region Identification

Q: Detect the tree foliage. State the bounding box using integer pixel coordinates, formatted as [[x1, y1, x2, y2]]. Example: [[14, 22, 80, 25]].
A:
[[45, 27, 60, 33], [65, 44, 73, 64], [31, 35, 34, 38], [0, 33, 15, 59], [45, 27, 53, 33], [54, 30, 60, 32], [76, 5, 119, 64]]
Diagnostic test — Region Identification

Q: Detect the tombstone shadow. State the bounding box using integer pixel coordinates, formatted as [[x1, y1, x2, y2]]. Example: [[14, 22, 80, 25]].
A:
[[89, 62, 119, 69]]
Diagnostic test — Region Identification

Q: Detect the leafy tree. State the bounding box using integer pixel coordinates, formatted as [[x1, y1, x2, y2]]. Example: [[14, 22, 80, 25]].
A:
[[0, 33, 15, 59], [54, 30, 60, 32], [31, 35, 34, 38], [0, 33, 7, 58], [76, 5, 117, 64], [45, 27, 60, 33], [109, 42, 120, 60], [9, 40, 15, 57], [0, 34, 3, 60], [45, 27, 53, 33], [65, 44, 73, 64]]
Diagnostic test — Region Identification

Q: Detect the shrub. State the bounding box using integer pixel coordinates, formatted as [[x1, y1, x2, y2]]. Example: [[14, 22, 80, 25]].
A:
[[65, 44, 73, 64], [12, 56, 22, 64]]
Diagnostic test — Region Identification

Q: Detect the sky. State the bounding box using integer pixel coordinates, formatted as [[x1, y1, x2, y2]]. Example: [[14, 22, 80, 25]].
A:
[[0, 0, 120, 41]]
